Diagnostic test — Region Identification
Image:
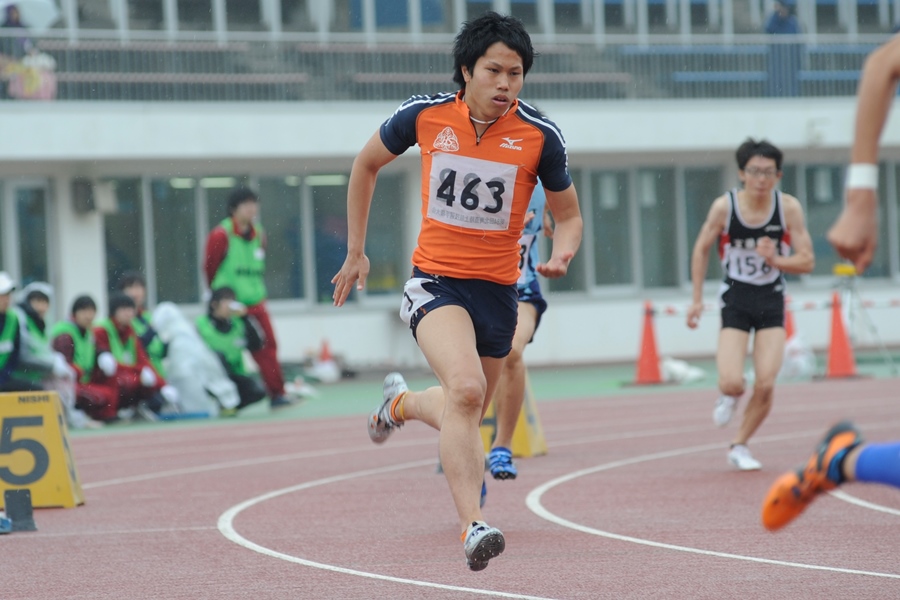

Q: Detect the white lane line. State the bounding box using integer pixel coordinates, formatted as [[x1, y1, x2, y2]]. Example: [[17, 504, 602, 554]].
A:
[[82, 437, 434, 489], [525, 439, 900, 580], [1, 526, 217, 539], [217, 459, 560, 600], [829, 490, 900, 516]]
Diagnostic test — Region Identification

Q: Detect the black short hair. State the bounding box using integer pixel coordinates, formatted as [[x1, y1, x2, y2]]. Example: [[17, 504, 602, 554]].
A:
[[71, 295, 96, 314], [108, 292, 136, 316], [117, 270, 146, 291], [452, 11, 535, 90], [227, 187, 259, 216], [210, 286, 236, 304], [736, 138, 783, 171], [26, 290, 50, 304]]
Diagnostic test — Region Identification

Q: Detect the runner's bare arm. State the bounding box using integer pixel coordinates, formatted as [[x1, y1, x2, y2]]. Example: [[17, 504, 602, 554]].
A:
[[537, 184, 582, 278], [332, 131, 399, 307], [760, 195, 814, 275], [828, 36, 900, 272]]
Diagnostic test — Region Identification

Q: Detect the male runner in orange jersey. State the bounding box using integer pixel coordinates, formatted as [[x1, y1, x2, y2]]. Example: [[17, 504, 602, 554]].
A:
[[332, 12, 582, 571], [762, 34, 900, 531]]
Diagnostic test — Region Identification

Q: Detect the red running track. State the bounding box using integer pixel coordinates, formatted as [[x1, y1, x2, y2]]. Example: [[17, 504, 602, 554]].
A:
[[5, 377, 900, 599]]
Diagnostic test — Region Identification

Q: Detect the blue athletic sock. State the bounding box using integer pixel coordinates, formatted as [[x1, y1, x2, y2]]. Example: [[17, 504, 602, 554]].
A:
[[854, 442, 900, 489]]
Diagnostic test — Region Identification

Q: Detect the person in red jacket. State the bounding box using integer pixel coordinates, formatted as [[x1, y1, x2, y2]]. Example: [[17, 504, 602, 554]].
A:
[[51, 295, 118, 424], [93, 293, 179, 422], [203, 187, 293, 409]]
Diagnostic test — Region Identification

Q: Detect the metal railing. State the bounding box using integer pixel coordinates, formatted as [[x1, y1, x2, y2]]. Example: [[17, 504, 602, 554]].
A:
[[0, 30, 892, 102]]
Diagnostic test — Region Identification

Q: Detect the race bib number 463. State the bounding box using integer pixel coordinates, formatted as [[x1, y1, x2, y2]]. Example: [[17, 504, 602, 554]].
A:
[[428, 153, 517, 231]]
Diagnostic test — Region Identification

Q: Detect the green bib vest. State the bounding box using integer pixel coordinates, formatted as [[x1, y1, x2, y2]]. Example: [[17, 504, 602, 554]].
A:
[[132, 311, 166, 377], [210, 218, 267, 306], [0, 310, 18, 372], [50, 321, 96, 384], [99, 319, 137, 367], [195, 314, 247, 375]]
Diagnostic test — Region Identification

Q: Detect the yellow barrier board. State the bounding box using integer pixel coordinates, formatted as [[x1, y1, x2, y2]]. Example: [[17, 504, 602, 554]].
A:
[[0, 391, 84, 509], [480, 371, 547, 458]]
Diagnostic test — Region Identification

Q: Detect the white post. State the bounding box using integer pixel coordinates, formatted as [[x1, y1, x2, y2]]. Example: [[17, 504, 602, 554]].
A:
[[109, 0, 129, 42], [708, 0, 720, 30], [665, 0, 677, 29], [593, 0, 606, 47], [363, 0, 376, 47], [582, 0, 593, 25], [748, 0, 762, 29], [494, 0, 512, 15], [722, 0, 733, 42], [453, 0, 466, 31], [845, 0, 858, 39], [163, 0, 178, 42], [60, 0, 78, 43], [538, 0, 556, 38], [625, 0, 636, 28], [409, 0, 422, 43], [679, 0, 690, 41], [212, 0, 227, 45], [311, 0, 332, 42], [637, 0, 649, 46], [879, 0, 889, 28]]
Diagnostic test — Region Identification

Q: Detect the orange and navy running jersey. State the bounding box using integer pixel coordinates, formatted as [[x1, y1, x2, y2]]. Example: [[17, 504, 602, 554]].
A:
[[380, 91, 572, 285]]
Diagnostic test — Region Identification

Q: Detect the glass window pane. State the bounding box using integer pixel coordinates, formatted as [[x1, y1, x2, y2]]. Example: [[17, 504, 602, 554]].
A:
[[547, 170, 587, 293], [258, 177, 304, 300], [591, 171, 633, 286], [311, 175, 351, 303], [639, 168, 678, 288], [804, 165, 845, 277], [151, 179, 199, 304], [366, 174, 407, 297], [16, 186, 48, 286], [105, 179, 144, 291], [684, 167, 723, 282]]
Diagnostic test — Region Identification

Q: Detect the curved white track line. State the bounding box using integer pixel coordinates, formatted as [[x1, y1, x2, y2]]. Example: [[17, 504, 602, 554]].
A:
[[218, 459, 559, 600], [829, 490, 900, 516], [526, 441, 900, 579]]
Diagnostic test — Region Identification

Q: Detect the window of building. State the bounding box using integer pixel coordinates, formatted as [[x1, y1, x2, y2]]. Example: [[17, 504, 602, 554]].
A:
[[638, 168, 678, 288], [683, 167, 723, 282], [311, 175, 351, 303], [547, 169, 587, 292], [258, 176, 305, 300], [15, 185, 49, 286], [151, 179, 200, 304], [591, 170, 633, 286], [805, 164, 846, 278], [104, 178, 145, 292], [365, 174, 407, 297]]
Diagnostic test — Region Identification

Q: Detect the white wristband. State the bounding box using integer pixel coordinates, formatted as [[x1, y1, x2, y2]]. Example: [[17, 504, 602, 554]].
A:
[[846, 164, 878, 190]]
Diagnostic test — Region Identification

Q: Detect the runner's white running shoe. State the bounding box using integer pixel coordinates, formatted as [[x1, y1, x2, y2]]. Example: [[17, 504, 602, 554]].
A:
[[713, 395, 738, 428], [463, 521, 505, 571], [367, 372, 407, 444], [728, 444, 762, 471]]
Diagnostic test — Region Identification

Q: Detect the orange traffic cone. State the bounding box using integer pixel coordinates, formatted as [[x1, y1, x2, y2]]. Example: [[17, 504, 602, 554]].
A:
[[784, 297, 796, 340], [825, 291, 858, 378], [634, 301, 662, 385]]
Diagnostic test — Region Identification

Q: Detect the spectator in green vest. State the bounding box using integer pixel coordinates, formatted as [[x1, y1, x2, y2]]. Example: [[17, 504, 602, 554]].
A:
[[0, 272, 41, 393], [94, 292, 180, 422], [11, 282, 101, 429], [203, 187, 294, 410], [51, 295, 119, 424], [117, 271, 167, 378], [195, 286, 266, 414]]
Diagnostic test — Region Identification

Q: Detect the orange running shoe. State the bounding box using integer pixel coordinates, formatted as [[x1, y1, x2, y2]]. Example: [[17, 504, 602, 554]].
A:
[[761, 421, 862, 531]]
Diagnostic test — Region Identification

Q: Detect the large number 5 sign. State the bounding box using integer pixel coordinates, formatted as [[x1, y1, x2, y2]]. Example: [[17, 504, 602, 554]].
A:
[[0, 416, 50, 485], [0, 392, 84, 508]]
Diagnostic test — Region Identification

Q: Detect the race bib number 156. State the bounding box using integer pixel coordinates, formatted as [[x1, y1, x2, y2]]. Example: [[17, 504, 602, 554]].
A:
[[428, 153, 517, 231]]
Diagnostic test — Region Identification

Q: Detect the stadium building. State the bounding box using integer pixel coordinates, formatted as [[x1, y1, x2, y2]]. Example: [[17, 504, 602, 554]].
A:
[[3, 0, 900, 369]]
